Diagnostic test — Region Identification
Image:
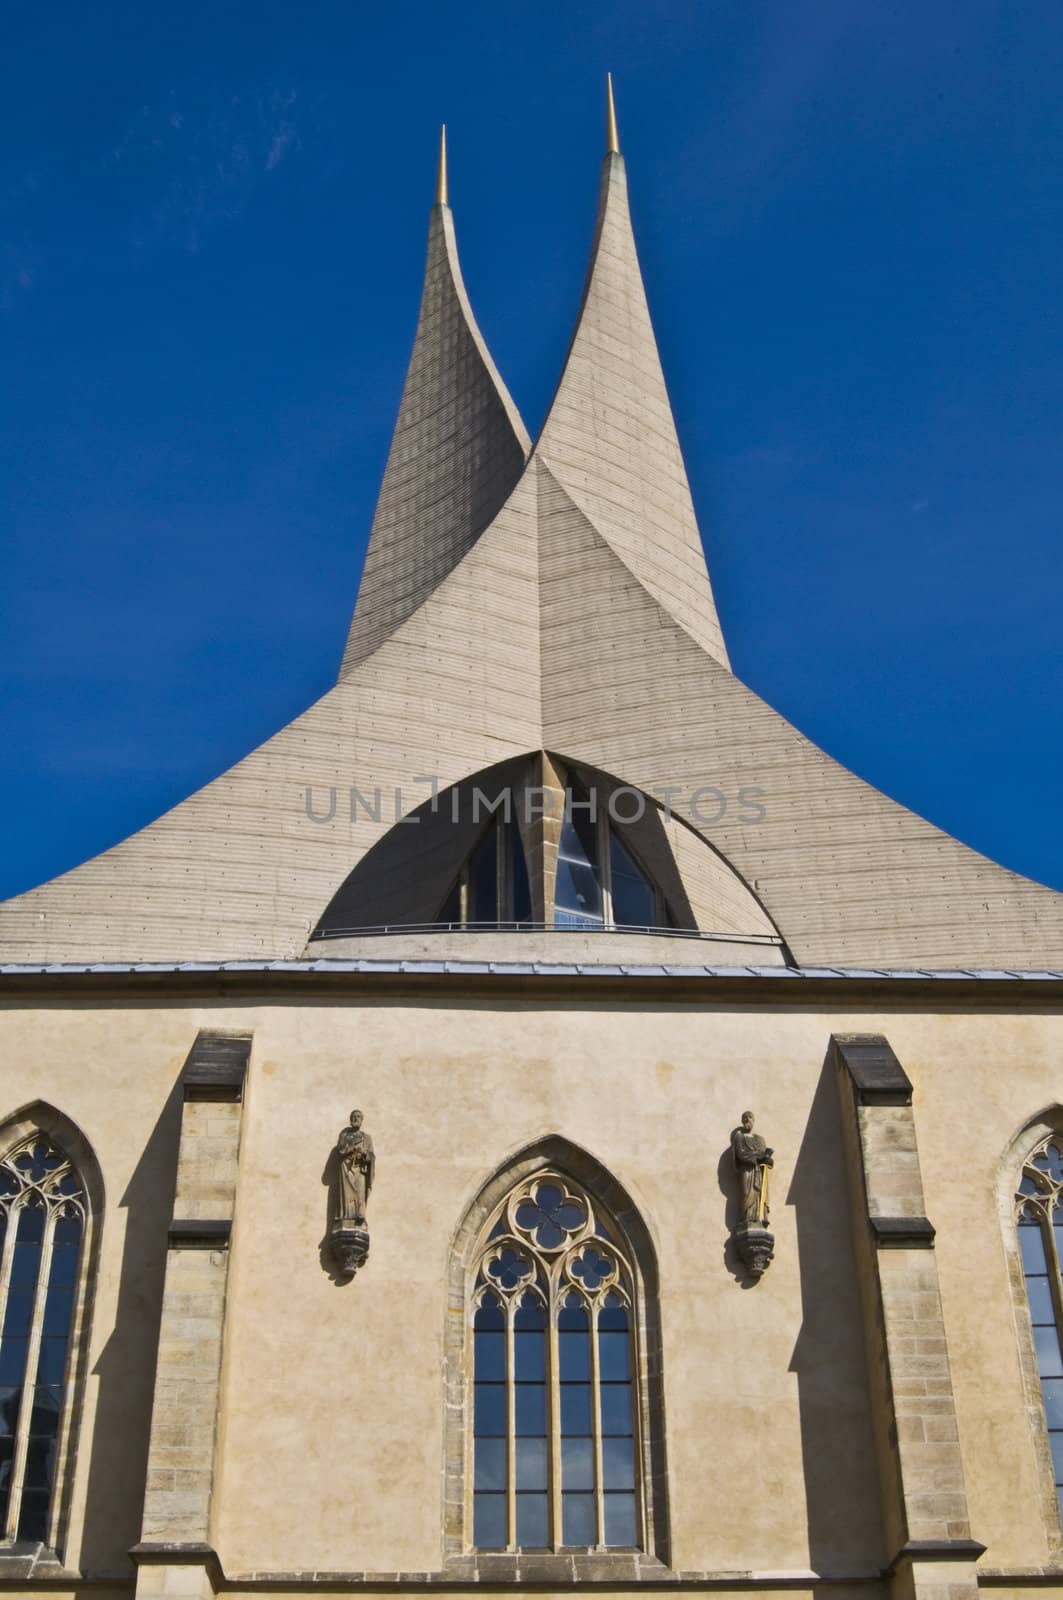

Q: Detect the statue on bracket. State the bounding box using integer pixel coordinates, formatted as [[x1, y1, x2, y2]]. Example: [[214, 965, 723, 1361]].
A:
[[330, 1108, 375, 1277], [730, 1110, 774, 1279]]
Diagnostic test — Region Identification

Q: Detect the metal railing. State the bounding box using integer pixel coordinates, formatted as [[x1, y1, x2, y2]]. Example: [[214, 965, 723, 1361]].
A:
[[309, 921, 783, 946]]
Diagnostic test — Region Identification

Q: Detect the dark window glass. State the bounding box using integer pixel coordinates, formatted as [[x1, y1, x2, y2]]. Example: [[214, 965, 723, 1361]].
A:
[[514, 1293, 546, 1442], [515, 1384, 546, 1435], [2, 1288, 34, 1342], [509, 825, 532, 925], [29, 1388, 61, 1438], [562, 1492, 595, 1546], [609, 831, 656, 929], [1021, 1215, 1063, 1500], [1028, 1275, 1056, 1325], [515, 1492, 548, 1548], [16, 1487, 49, 1542], [0, 1389, 21, 1438], [603, 1492, 638, 1547], [473, 1292, 508, 1479], [475, 1385, 506, 1436], [0, 1340, 28, 1387], [36, 1340, 69, 1388], [475, 1330, 505, 1382], [470, 823, 499, 925], [515, 1437, 547, 1492], [475, 1437, 506, 1492], [438, 878, 461, 925], [559, 1330, 590, 1381], [601, 1384, 634, 1437], [0, 1436, 12, 1533], [1021, 1221, 1049, 1273], [560, 1384, 592, 1435], [561, 1435, 593, 1491], [42, 1288, 73, 1339], [555, 783, 604, 927], [473, 1492, 506, 1550], [475, 1294, 506, 1332], [602, 1435, 636, 1490], [598, 1331, 631, 1381]]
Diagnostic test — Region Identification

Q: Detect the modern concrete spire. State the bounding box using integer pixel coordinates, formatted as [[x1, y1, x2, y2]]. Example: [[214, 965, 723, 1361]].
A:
[[605, 72, 620, 154], [5, 111, 1063, 970], [338, 129, 530, 676], [535, 102, 731, 667]]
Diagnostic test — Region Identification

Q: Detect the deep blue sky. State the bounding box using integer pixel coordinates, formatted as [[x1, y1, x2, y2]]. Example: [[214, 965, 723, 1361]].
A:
[[2, 0, 1062, 902]]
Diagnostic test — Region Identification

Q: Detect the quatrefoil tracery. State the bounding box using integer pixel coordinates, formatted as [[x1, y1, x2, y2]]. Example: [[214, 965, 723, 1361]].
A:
[[483, 1244, 535, 1294], [0, 1138, 84, 1222], [507, 1175, 592, 1252], [475, 1173, 633, 1316], [1016, 1137, 1063, 1225], [566, 1244, 619, 1294]]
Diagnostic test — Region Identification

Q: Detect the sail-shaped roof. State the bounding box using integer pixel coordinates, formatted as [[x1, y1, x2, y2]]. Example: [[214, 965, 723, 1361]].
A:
[[339, 128, 530, 674], [535, 85, 729, 666], [2, 88, 1062, 971]]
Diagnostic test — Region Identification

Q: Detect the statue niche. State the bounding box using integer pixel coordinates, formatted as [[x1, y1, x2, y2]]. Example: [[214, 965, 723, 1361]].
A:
[[329, 1109, 375, 1277], [730, 1109, 774, 1279]]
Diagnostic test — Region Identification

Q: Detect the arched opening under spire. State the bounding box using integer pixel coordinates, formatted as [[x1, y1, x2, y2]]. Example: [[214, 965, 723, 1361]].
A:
[[308, 753, 784, 957]]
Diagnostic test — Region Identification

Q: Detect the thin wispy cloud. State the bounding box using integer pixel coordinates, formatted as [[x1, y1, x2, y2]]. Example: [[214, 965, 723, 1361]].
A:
[[107, 86, 305, 255], [0, 80, 318, 308]]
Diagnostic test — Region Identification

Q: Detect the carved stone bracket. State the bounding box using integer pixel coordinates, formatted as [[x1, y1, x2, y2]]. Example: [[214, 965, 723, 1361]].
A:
[[330, 1220, 370, 1278], [733, 1221, 775, 1280]]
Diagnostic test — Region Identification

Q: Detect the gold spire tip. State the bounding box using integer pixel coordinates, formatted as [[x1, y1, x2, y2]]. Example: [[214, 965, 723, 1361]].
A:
[[605, 73, 620, 155], [435, 123, 448, 206]]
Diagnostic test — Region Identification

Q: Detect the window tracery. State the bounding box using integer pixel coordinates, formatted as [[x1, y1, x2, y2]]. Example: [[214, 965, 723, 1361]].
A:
[[1016, 1134, 1063, 1523], [471, 1174, 640, 1552], [0, 1135, 86, 1546]]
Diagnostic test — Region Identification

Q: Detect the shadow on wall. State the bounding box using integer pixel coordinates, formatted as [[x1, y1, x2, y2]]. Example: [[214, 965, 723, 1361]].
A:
[[786, 1061, 887, 1576], [80, 1078, 184, 1574], [318, 1144, 346, 1286]]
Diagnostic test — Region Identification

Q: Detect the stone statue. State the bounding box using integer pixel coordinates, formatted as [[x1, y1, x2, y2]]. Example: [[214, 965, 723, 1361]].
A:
[[336, 1109, 375, 1225], [731, 1110, 773, 1226], [730, 1110, 775, 1280], [329, 1109, 374, 1278]]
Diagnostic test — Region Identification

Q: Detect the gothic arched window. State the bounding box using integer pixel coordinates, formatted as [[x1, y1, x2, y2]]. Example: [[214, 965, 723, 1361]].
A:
[[470, 1171, 643, 1553], [0, 1130, 89, 1547], [1016, 1135, 1063, 1524]]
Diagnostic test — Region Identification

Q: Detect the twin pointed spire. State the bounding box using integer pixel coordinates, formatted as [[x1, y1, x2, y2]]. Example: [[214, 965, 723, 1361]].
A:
[[342, 74, 730, 678]]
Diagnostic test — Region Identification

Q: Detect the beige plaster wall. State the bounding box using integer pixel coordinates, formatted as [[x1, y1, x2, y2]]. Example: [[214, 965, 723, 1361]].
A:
[[1, 994, 1062, 1579]]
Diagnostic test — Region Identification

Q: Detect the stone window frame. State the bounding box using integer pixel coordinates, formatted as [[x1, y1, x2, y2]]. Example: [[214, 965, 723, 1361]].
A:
[[0, 1103, 102, 1564], [999, 1107, 1063, 1558], [443, 1136, 669, 1574]]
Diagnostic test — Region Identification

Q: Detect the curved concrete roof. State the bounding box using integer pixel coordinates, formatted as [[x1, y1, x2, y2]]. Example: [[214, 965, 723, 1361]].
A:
[[2, 124, 1061, 969]]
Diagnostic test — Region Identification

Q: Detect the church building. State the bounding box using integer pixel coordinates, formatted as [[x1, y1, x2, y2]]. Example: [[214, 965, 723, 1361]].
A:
[[3, 81, 1063, 1600]]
